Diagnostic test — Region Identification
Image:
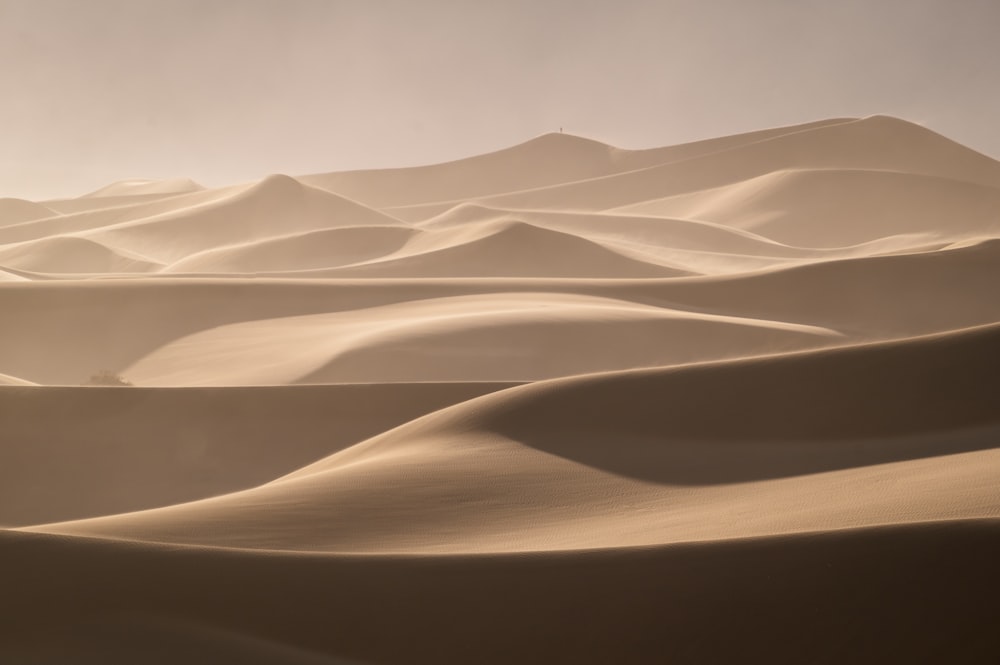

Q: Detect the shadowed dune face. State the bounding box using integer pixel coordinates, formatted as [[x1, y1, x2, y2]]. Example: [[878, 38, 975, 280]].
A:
[[0, 382, 519, 526], [1, 116, 999, 663], [466, 323, 1000, 482], [3, 522, 998, 665]]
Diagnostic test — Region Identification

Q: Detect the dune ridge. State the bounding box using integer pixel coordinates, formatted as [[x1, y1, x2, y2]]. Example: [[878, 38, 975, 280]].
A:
[[81, 177, 205, 198], [1, 116, 998, 663]]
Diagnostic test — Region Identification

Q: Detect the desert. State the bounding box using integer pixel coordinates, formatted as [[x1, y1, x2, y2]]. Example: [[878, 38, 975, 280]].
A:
[[1, 113, 998, 662]]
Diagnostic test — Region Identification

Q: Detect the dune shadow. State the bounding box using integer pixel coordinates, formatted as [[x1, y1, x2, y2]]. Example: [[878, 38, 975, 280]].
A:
[[479, 323, 1000, 485], [496, 421, 1000, 485]]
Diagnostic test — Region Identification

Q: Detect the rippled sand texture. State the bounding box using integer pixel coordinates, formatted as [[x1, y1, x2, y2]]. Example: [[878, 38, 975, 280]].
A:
[[2, 116, 998, 663]]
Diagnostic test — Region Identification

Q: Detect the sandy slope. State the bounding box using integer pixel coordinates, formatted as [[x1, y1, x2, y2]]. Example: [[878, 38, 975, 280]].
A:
[[119, 293, 840, 385], [1, 116, 998, 663], [0, 235, 164, 274], [2, 239, 998, 385], [614, 168, 1000, 247], [385, 116, 1000, 221], [0, 197, 57, 226], [299, 118, 855, 208], [164, 225, 417, 273], [0, 382, 518, 526]]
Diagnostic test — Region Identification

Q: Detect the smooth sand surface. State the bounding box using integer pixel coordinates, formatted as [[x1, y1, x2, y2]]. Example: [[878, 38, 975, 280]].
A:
[[1, 116, 998, 663]]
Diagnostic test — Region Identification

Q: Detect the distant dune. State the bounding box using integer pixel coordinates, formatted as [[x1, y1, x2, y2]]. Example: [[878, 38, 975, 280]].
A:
[[1, 116, 997, 663], [81, 177, 205, 198], [0, 197, 57, 226]]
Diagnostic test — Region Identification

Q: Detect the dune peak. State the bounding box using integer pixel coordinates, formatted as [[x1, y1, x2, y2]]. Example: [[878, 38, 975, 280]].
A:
[[522, 130, 613, 148]]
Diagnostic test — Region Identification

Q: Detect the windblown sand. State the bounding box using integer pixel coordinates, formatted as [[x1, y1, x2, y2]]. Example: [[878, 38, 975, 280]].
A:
[[1, 116, 998, 663]]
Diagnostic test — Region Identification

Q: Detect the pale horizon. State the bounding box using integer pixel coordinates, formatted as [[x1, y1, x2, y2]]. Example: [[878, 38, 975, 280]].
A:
[[2, 0, 999, 199]]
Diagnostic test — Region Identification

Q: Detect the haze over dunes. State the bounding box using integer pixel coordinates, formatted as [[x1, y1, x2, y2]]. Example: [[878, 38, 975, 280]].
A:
[[2, 117, 998, 663]]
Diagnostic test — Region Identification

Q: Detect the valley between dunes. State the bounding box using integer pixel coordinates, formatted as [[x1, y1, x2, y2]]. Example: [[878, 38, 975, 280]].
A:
[[1, 116, 998, 663]]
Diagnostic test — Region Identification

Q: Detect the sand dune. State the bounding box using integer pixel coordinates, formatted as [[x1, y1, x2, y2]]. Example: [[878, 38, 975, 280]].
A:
[[0, 175, 402, 270], [642, 237, 1000, 338], [0, 197, 57, 226], [299, 118, 853, 208], [164, 225, 417, 273], [2, 116, 998, 662], [0, 183, 249, 245], [0, 244, 992, 386], [322, 219, 691, 278], [421, 203, 816, 256], [615, 168, 1000, 247], [2, 238, 997, 385], [4, 521, 997, 664], [0, 235, 163, 274], [81, 177, 204, 198], [387, 116, 1000, 222], [120, 293, 840, 386], [0, 382, 517, 526], [83, 175, 406, 265], [42, 190, 217, 215]]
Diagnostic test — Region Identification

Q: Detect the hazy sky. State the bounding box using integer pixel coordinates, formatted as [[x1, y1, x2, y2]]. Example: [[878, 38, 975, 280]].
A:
[[2, 0, 998, 199]]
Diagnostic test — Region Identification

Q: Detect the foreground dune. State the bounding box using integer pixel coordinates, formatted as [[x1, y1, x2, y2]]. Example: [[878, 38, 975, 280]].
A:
[[1, 116, 997, 663]]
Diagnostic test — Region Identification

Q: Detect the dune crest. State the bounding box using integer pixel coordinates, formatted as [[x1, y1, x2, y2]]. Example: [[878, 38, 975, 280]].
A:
[[82, 177, 205, 198], [1, 116, 998, 663]]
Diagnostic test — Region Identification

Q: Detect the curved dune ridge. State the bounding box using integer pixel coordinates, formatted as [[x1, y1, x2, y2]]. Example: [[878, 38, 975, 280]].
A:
[[119, 293, 841, 386], [1, 116, 999, 663], [614, 168, 1000, 247], [0, 235, 164, 274]]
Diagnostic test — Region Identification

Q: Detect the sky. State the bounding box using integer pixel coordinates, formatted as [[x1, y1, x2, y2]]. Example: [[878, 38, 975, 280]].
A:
[[2, 0, 998, 200]]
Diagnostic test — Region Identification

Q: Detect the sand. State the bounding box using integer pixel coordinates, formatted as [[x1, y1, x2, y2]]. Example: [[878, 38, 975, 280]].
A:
[[1, 115, 997, 663]]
